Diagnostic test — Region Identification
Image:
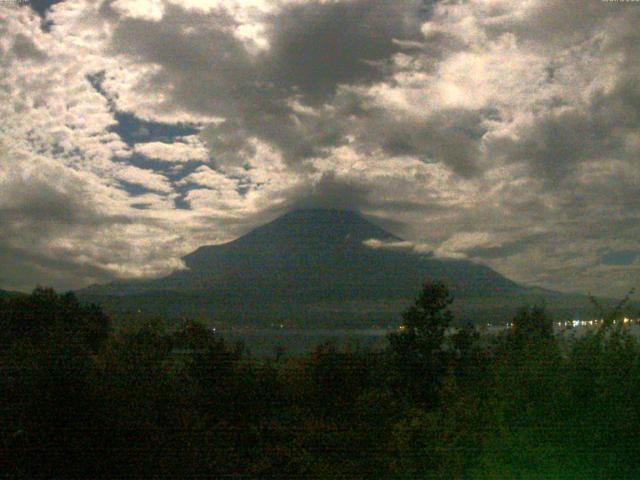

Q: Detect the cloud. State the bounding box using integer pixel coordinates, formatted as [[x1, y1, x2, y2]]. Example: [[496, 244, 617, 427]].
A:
[[265, 0, 425, 103], [115, 165, 173, 193], [0, 163, 130, 290], [1, 0, 640, 298], [363, 238, 432, 255], [285, 171, 372, 212], [105, 0, 429, 167], [10, 32, 47, 61], [133, 136, 209, 162]]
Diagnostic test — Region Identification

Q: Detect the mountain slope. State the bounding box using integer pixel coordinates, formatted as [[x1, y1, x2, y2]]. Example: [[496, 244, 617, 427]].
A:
[[78, 209, 594, 325]]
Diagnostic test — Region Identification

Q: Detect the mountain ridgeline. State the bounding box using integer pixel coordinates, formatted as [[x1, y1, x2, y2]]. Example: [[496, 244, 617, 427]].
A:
[[79, 209, 593, 325]]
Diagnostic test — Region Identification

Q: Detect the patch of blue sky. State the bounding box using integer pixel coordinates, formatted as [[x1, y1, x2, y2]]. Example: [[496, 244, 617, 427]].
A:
[[28, 0, 63, 16], [172, 182, 195, 210], [120, 153, 207, 181], [117, 179, 159, 197], [86, 72, 201, 146], [227, 174, 252, 197], [111, 111, 201, 146], [130, 203, 152, 210], [599, 250, 640, 266]]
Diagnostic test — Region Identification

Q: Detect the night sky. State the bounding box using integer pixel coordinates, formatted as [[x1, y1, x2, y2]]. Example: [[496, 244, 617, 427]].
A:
[[1, 0, 639, 296]]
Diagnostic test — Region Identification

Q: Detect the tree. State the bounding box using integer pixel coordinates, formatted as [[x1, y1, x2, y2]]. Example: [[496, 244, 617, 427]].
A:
[[508, 305, 553, 348], [451, 322, 480, 358], [390, 281, 454, 357], [1, 288, 111, 478], [388, 281, 454, 405], [0, 287, 110, 353], [589, 288, 635, 331], [404, 282, 453, 334]]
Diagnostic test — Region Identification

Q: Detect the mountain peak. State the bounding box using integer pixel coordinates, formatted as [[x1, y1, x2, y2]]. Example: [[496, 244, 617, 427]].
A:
[[279, 208, 361, 219], [241, 208, 399, 244], [181, 208, 399, 270], [80, 207, 533, 325], [269, 208, 376, 229]]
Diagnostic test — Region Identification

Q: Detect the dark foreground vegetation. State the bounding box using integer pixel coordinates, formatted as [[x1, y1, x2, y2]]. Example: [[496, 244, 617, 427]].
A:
[[2, 284, 640, 479]]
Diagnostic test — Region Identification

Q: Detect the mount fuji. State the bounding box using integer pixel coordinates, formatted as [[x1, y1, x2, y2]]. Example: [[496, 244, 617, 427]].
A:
[[79, 209, 594, 326]]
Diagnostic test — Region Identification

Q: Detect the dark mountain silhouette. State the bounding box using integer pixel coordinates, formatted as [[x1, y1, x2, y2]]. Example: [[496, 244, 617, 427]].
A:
[[79, 209, 598, 325]]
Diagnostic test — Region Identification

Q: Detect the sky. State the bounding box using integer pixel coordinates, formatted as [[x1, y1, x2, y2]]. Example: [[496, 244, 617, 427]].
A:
[[0, 0, 639, 297]]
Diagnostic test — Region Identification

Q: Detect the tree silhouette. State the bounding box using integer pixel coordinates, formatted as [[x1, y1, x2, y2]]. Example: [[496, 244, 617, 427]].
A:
[[509, 305, 553, 347], [0, 287, 109, 353], [388, 281, 454, 405], [1, 288, 111, 477]]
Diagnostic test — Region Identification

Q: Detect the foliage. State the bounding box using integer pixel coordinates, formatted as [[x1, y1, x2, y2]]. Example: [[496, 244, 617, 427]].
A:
[[2, 286, 640, 478], [388, 281, 455, 405], [509, 304, 554, 345], [0, 287, 109, 353]]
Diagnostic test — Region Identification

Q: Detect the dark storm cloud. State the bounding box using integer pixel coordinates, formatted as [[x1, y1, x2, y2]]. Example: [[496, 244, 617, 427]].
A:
[[0, 179, 131, 290], [466, 234, 547, 260], [265, 0, 425, 104], [5, 0, 640, 296], [0, 243, 116, 292], [70, 0, 640, 220], [486, 0, 640, 53], [109, 1, 430, 166], [482, 8, 640, 190], [482, 2, 640, 187], [501, 109, 620, 184], [111, 5, 260, 117], [202, 120, 256, 168], [110, 4, 297, 163], [287, 171, 372, 211], [358, 107, 490, 178], [104, 0, 489, 183], [0, 179, 128, 231], [592, 76, 640, 132], [491, 72, 639, 188], [11, 33, 47, 61]]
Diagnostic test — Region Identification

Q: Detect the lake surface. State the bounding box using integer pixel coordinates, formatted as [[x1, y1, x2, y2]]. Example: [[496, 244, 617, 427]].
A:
[[221, 323, 640, 356], [222, 327, 393, 356]]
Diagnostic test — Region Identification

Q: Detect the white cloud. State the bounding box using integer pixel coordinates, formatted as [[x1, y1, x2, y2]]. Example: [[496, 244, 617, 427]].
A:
[[115, 165, 173, 193], [0, 0, 639, 298], [435, 232, 497, 259], [363, 238, 432, 255], [133, 136, 209, 162], [112, 0, 165, 20]]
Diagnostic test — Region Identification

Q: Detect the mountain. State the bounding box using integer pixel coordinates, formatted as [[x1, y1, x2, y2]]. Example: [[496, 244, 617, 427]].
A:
[[79, 209, 598, 326]]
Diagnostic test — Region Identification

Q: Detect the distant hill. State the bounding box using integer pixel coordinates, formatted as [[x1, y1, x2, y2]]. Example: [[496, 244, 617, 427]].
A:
[[79, 209, 607, 326]]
